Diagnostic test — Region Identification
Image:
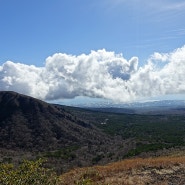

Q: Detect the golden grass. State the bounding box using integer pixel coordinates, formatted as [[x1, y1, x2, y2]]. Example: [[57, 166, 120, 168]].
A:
[[60, 155, 185, 185]]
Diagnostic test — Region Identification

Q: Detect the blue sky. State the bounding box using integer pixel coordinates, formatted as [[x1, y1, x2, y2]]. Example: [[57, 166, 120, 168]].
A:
[[1, 0, 185, 104], [1, 0, 185, 65]]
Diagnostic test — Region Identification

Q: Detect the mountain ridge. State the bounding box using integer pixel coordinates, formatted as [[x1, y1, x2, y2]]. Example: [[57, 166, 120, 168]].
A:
[[0, 91, 128, 173], [0, 91, 110, 151]]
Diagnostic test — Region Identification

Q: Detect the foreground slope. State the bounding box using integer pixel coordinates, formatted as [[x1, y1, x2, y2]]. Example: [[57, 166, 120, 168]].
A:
[[60, 155, 185, 185]]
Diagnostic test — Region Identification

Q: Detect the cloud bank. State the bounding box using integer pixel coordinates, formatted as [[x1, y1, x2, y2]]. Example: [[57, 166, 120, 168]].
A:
[[1, 46, 185, 102]]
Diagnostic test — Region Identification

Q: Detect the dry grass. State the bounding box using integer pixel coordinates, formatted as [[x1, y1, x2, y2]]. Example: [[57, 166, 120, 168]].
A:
[[60, 155, 185, 185]]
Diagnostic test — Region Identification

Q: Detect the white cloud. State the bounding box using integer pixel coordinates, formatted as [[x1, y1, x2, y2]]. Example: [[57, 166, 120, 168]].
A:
[[0, 46, 185, 102], [0, 61, 51, 101], [106, 0, 185, 21], [108, 0, 185, 11], [150, 52, 169, 62], [162, 1, 185, 11]]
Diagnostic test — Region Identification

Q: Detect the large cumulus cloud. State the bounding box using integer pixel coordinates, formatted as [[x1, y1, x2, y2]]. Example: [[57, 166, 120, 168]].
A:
[[0, 46, 185, 102]]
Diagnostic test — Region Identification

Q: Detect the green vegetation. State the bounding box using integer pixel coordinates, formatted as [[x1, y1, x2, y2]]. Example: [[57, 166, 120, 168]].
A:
[[97, 114, 185, 141], [43, 145, 79, 159], [66, 107, 185, 156], [97, 114, 185, 156], [0, 159, 60, 185], [125, 143, 169, 157]]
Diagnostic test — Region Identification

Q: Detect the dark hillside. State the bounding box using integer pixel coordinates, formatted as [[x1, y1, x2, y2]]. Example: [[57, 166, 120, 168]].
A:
[[0, 91, 130, 173], [0, 91, 110, 152]]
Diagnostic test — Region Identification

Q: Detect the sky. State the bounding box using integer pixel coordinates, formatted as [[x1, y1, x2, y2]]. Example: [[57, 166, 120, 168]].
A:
[[1, 0, 185, 104]]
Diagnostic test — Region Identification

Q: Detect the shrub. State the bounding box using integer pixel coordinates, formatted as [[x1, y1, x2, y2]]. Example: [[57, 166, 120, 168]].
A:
[[0, 158, 60, 185]]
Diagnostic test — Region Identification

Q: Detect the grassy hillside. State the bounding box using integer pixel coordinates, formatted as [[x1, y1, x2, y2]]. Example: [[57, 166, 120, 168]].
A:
[[60, 154, 185, 185], [1, 154, 184, 184]]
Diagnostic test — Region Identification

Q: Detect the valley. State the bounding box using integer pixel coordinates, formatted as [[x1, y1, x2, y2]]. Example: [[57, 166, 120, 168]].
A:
[[0, 91, 185, 184]]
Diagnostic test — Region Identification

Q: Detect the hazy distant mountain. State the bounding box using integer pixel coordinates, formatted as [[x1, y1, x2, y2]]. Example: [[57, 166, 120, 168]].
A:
[[77, 99, 185, 114]]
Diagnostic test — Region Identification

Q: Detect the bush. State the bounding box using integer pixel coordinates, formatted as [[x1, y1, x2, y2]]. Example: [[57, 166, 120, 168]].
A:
[[0, 159, 60, 185]]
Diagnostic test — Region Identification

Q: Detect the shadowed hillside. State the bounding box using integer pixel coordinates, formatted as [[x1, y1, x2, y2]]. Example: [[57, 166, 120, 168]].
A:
[[0, 91, 126, 172], [0, 91, 108, 151]]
